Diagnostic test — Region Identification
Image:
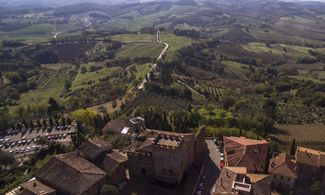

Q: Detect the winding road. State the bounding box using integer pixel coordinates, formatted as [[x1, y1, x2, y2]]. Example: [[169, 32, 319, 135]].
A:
[[138, 31, 169, 90]]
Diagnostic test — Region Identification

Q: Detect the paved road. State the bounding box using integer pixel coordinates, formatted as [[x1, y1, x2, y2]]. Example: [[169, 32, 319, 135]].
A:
[[138, 31, 169, 90], [198, 140, 221, 195]]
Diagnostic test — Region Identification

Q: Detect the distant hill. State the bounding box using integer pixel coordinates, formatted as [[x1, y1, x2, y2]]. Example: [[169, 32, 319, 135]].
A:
[[0, 0, 183, 8]]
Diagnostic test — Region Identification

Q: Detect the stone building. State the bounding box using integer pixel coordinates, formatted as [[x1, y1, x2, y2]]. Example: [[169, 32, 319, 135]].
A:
[[268, 153, 297, 188], [79, 139, 127, 184], [214, 167, 271, 195], [223, 136, 269, 173], [34, 152, 107, 195], [295, 146, 325, 184], [127, 127, 208, 184], [18, 179, 56, 195]]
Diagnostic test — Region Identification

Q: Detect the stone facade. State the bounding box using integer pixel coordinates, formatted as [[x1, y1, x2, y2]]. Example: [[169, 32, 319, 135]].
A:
[[127, 127, 207, 184], [295, 146, 325, 185], [271, 174, 295, 188]]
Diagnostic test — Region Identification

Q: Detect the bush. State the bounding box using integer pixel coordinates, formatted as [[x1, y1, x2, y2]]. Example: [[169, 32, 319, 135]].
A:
[[100, 184, 118, 195]]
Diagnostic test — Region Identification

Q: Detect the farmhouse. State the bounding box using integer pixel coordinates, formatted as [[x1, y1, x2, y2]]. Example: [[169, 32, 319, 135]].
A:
[[213, 167, 272, 195], [268, 153, 297, 188], [295, 146, 325, 184], [127, 127, 207, 184], [223, 136, 269, 173], [34, 152, 107, 195]]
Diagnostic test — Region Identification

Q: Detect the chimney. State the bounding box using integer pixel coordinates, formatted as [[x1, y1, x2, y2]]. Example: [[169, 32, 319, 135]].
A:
[[33, 182, 37, 187]]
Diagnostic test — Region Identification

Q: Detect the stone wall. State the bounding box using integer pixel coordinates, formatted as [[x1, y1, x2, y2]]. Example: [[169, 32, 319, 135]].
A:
[[127, 151, 155, 179], [194, 127, 208, 164]]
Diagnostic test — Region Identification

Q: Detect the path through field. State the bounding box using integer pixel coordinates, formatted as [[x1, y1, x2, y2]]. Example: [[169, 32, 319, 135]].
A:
[[138, 30, 169, 90]]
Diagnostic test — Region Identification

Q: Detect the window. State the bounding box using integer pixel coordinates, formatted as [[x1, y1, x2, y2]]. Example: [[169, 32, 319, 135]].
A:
[[141, 168, 146, 175], [227, 150, 235, 155]]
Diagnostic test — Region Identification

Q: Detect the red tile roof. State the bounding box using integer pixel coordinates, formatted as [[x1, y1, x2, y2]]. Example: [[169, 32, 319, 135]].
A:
[[268, 153, 297, 179], [296, 146, 325, 168], [224, 136, 269, 173], [34, 152, 106, 195], [79, 139, 112, 161]]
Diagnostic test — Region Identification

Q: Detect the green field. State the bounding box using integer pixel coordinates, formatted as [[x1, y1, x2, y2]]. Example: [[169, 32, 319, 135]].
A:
[[71, 66, 121, 91], [222, 60, 250, 77], [9, 71, 69, 116], [0, 33, 51, 43], [41, 63, 73, 70], [117, 42, 164, 58], [159, 33, 195, 60], [242, 42, 315, 59], [110, 34, 154, 43]]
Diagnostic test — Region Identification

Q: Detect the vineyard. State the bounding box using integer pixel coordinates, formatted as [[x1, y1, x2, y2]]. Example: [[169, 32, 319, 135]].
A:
[[29, 69, 56, 88], [196, 85, 223, 99], [121, 91, 190, 116], [270, 123, 325, 151]]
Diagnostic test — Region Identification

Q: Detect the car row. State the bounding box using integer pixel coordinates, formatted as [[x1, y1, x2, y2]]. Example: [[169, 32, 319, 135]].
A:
[[0, 137, 38, 149], [7, 145, 40, 155], [0, 124, 76, 138], [46, 133, 68, 140]]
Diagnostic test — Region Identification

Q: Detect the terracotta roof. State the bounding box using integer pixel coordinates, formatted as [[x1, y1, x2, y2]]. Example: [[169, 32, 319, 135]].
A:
[[223, 136, 269, 173], [100, 151, 127, 173], [248, 174, 272, 195], [226, 167, 247, 174], [296, 146, 325, 168], [20, 179, 55, 195], [247, 174, 270, 183], [79, 139, 112, 161], [225, 136, 268, 146], [34, 152, 106, 195], [214, 167, 239, 194], [268, 153, 297, 178], [214, 167, 271, 195], [101, 119, 130, 135]]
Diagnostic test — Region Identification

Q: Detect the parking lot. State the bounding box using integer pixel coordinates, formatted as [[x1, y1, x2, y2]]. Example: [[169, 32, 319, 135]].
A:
[[0, 124, 77, 157]]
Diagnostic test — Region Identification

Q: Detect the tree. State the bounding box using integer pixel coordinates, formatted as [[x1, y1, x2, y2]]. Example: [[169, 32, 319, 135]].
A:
[[22, 118, 28, 128], [36, 119, 41, 127], [61, 117, 66, 126], [48, 97, 61, 115], [29, 120, 35, 129], [49, 117, 54, 127], [311, 181, 322, 195], [64, 80, 72, 91], [0, 151, 16, 169], [100, 185, 118, 195], [37, 137, 49, 146], [71, 109, 96, 127], [67, 117, 72, 125], [42, 119, 48, 127], [290, 139, 296, 156], [262, 98, 277, 120]]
